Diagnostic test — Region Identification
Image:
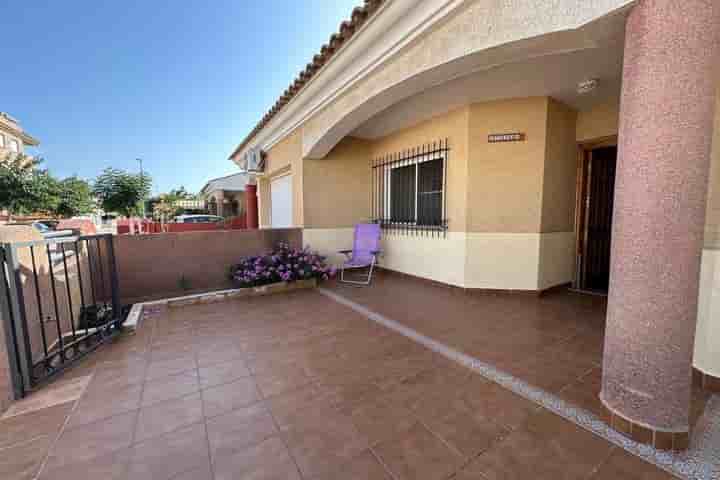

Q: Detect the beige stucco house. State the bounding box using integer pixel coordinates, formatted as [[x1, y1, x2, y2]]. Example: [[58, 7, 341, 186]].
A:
[[0, 112, 40, 221], [229, 0, 720, 449], [0, 112, 39, 158], [199, 172, 249, 218]]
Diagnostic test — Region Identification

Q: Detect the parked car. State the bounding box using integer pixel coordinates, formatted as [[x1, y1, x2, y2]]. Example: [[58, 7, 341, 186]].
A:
[[32, 221, 74, 239], [173, 214, 224, 223]]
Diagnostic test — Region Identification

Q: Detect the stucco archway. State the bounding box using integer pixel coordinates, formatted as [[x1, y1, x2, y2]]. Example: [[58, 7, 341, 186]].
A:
[[302, 2, 631, 159]]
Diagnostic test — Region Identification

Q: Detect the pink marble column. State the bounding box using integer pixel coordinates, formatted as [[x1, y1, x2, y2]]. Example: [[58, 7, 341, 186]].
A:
[[601, 0, 720, 443]]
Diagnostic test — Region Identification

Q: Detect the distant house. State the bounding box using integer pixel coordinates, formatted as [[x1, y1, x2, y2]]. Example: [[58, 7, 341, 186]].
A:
[[0, 112, 39, 158], [199, 172, 249, 218], [0, 112, 40, 221]]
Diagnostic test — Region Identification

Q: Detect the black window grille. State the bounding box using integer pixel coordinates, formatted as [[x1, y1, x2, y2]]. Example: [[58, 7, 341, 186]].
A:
[[372, 139, 449, 236]]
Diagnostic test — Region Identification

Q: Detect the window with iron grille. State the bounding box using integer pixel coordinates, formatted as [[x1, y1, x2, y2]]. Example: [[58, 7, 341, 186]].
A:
[[372, 139, 448, 236]]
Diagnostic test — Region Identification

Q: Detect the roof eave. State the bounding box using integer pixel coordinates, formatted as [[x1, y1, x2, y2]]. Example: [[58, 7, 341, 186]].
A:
[[228, 0, 386, 160]]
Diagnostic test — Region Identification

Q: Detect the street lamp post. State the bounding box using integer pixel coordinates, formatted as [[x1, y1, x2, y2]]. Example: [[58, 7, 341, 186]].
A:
[[137, 158, 146, 218]]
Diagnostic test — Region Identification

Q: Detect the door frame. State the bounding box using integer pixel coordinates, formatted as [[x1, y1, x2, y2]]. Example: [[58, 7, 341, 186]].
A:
[[573, 135, 618, 292]]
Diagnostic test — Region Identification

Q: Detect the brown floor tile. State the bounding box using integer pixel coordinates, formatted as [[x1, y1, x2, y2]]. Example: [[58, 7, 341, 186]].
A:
[[213, 436, 301, 480], [89, 358, 147, 392], [141, 370, 199, 407], [150, 337, 195, 365], [452, 376, 539, 430], [0, 435, 53, 480], [503, 353, 592, 394], [464, 409, 613, 480], [264, 383, 337, 430], [254, 366, 313, 398], [318, 373, 384, 413], [135, 392, 203, 442], [588, 448, 676, 480], [202, 377, 261, 418], [2, 375, 89, 419], [423, 406, 509, 459], [145, 356, 197, 382], [67, 382, 142, 428], [372, 421, 462, 480], [557, 367, 604, 417], [128, 423, 210, 480], [45, 409, 137, 470], [207, 403, 278, 459], [196, 343, 245, 367], [172, 463, 214, 480], [282, 408, 368, 478], [0, 402, 73, 449], [347, 397, 417, 446], [199, 359, 251, 388], [38, 446, 131, 480], [311, 450, 392, 480]]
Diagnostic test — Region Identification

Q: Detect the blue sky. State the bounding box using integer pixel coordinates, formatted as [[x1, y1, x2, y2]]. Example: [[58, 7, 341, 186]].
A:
[[1, 0, 362, 194]]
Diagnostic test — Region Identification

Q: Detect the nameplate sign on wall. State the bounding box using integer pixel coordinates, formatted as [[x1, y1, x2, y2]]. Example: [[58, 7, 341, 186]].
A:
[[488, 133, 525, 143]]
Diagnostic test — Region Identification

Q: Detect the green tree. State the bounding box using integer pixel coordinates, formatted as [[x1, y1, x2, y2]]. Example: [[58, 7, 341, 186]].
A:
[[93, 167, 152, 217], [168, 186, 195, 200], [0, 153, 59, 220], [147, 186, 197, 219], [55, 176, 96, 218]]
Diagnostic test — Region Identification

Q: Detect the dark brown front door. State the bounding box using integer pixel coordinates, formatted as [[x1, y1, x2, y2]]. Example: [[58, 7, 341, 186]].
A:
[[577, 146, 617, 293]]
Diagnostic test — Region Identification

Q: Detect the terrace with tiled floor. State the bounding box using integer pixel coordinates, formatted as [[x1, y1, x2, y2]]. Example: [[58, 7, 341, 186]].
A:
[[327, 273, 713, 429], [0, 282, 705, 479]]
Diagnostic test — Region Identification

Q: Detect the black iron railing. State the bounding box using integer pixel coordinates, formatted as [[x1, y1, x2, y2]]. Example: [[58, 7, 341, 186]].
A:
[[371, 139, 449, 237], [0, 234, 123, 397]]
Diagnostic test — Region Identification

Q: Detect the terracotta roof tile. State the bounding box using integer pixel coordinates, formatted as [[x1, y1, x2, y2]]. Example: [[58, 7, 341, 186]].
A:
[[229, 0, 385, 159]]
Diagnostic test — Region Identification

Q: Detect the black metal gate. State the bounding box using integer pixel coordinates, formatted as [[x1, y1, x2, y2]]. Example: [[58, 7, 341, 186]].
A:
[[0, 234, 123, 398]]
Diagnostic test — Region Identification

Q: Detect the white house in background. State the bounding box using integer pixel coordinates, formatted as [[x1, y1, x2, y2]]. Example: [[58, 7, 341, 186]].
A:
[[199, 172, 249, 218]]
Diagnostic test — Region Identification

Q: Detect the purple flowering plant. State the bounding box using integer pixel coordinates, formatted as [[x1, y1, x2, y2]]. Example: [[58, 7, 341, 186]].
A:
[[230, 242, 336, 288]]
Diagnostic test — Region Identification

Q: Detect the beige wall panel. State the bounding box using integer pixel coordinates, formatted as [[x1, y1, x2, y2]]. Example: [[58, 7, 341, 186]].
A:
[[258, 178, 271, 228], [303, 137, 372, 229], [537, 231, 576, 290], [464, 233, 540, 290], [576, 97, 620, 143], [541, 98, 578, 233], [265, 128, 302, 176], [705, 90, 720, 249], [303, 228, 356, 266], [695, 249, 720, 377], [695, 87, 720, 375], [370, 107, 470, 232], [380, 232, 467, 287], [305, 228, 468, 287], [292, 157, 304, 227], [467, 97, 548, 233]]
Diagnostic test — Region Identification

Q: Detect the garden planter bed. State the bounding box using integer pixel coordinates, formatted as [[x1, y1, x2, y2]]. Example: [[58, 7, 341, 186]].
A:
[[167, 278, 318, 308], [124, 279, 318, 331]]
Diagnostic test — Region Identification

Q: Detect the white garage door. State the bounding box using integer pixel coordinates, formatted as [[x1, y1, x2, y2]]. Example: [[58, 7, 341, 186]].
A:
[[271, 175, 293, 228]]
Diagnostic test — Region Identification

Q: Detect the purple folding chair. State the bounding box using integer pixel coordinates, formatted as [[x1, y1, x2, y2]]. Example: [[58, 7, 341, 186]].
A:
[[339, 223, 382, 285]]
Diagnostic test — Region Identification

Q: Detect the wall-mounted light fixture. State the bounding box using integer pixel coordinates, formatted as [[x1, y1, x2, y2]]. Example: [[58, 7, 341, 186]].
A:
[[578, 78, 600, 95]]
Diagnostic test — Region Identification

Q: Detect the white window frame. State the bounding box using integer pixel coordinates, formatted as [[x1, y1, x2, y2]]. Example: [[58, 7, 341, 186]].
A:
[[0, 134, 5, 149], [8, 138, 20, 153], [383, 150, 445, 226]]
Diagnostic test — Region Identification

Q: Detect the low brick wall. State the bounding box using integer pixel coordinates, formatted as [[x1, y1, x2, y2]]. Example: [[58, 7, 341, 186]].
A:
[[114, 228, 302, 303]]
